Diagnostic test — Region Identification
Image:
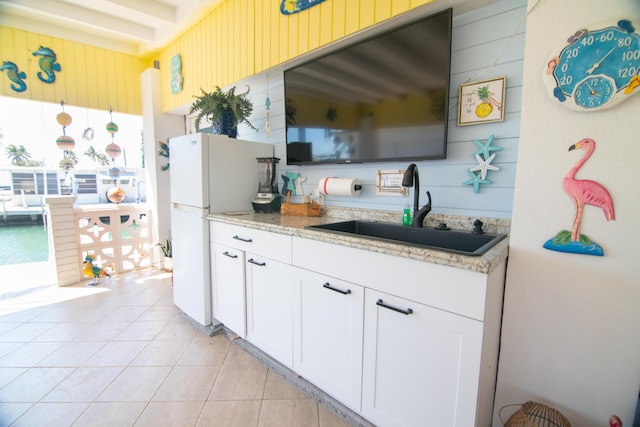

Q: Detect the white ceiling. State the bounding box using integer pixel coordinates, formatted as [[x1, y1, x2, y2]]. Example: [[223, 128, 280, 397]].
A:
[[0, 0, 223, 56]]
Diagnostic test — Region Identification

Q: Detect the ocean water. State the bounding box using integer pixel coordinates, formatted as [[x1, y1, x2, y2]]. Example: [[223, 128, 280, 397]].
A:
[[0, 224, 49, 265]]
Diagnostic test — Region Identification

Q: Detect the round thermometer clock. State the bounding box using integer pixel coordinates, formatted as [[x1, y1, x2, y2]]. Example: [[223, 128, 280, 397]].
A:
[[545, 19, 640, 111]]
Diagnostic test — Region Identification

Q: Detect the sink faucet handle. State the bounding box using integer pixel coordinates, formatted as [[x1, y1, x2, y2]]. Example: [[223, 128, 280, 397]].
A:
[[423, 191, 432, 212], [472, 219, 484, 234]]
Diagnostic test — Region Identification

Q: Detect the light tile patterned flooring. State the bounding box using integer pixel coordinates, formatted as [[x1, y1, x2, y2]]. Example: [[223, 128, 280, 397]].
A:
[[0, 268, 354, 426]]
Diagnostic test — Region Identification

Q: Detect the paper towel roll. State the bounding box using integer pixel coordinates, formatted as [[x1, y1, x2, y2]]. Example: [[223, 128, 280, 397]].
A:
[[319, 177, 362, 197]]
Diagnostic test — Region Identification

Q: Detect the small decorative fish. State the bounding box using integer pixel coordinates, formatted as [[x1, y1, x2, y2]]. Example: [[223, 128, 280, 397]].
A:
[[0, 61, 27, 92], [32, 46, 61, 83]]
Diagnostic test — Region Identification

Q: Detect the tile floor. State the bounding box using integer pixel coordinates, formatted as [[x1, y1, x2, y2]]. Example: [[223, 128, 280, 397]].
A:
[[0, 268, 354, 426]]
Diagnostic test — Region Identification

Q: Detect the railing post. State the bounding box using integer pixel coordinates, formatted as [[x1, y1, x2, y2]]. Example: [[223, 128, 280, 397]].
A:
[[44, 195, 83, 286]]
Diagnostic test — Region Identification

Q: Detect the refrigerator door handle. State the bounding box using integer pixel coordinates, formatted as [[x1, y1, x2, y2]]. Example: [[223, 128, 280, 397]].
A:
[[172, 202, 210, 213]]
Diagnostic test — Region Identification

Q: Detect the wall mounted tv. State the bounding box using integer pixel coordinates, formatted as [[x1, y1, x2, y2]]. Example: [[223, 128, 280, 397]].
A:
[[285, 8, 452, 166]]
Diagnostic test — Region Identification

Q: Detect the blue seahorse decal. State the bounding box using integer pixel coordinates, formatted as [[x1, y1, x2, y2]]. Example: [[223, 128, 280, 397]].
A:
[[0, 61, 27, 92], [32, 46, 61, 83]]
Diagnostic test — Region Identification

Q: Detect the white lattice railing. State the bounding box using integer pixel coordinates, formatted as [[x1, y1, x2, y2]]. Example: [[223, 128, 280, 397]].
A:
[[74, 204, 153, 274]]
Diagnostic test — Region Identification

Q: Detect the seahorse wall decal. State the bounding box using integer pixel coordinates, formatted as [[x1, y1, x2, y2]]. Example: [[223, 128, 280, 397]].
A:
[[32, 46, 61, 83], [0, 61, 27, 93]]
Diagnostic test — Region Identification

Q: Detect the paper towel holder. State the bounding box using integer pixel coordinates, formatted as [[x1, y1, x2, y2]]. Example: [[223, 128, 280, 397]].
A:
[[319, 177, 362, 197]]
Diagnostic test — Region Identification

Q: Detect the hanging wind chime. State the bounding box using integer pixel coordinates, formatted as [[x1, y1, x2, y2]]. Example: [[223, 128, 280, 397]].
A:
[[105, 107, 126, 203], [56, 100, 76, 171]]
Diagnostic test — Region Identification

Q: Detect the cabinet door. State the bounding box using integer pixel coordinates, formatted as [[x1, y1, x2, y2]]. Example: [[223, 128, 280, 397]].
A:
[[293, 271, 364, 412], [362, 290, 484, 427], [211, 242, 246, 338], [245, 254, 295, 368], [210, 221, 292, 264]]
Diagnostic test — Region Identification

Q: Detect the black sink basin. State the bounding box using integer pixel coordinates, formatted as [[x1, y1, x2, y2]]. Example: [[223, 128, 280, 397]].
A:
[[305, 220, 506, 256]]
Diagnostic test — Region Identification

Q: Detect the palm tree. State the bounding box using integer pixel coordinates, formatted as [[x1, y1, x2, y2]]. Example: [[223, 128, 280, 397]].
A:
[[5, 144, 33, 166], [84, 145, 109, 166]]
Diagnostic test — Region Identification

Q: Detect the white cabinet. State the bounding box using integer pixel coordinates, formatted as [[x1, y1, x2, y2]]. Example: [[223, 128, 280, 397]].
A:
[[293, 236, 505, 427], [361, 289, 483, 427], [293, 270, 364, 411], [210, 220, 506, 427], [210, 221, 294, 368], [211, 242, 245, 337], [245, 253, 295, 368]]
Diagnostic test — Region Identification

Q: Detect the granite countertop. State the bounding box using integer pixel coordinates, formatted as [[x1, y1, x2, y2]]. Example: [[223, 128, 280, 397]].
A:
[[208, 208, 510, 275]]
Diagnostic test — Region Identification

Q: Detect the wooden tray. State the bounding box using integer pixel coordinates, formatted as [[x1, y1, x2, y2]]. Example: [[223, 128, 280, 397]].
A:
[[280, 192, 321, 217]]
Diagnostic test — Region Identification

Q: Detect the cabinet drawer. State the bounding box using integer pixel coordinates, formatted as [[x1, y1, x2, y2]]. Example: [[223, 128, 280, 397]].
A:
[[292, 236, 488, 320], [210, 221, 292, 264]]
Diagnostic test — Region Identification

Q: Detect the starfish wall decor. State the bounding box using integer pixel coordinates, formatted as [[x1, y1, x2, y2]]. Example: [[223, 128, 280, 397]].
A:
[[463, 134, 502, 193]]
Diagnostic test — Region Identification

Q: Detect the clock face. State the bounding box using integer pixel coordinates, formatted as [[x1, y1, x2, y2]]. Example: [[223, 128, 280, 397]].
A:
[[573, 75, 615, 109], [546, 20, 640, 110]]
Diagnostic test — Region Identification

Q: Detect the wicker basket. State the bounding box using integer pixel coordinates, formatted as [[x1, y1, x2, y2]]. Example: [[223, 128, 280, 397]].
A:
[[502, 401, 571, 427]]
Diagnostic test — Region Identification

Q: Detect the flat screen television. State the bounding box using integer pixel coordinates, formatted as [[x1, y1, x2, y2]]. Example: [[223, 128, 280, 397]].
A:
[[285, 8, 452, 165]]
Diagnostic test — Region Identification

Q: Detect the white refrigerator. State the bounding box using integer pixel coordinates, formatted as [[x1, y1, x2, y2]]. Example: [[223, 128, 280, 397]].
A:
[[169, 133, 273, 326]]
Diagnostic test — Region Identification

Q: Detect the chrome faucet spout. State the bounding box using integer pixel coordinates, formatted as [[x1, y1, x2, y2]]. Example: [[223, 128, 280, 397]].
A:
[[402, 164, 431, 227]]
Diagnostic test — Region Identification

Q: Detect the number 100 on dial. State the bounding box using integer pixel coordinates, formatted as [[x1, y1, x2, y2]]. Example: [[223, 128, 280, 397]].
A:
[[546, 19, 640, 111]]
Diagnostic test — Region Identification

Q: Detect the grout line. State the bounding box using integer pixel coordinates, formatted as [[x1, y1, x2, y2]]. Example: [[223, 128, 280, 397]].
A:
[[0, 270, 365, 426]]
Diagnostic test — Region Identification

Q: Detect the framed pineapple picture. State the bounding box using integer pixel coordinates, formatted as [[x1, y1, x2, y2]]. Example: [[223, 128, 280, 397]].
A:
[[458, 77, 506, 126]]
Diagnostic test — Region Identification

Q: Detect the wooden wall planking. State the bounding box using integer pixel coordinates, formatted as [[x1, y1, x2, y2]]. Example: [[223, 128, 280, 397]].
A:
[[0, 27, 144, 114], [158, 0, 439, 113], [1, 0, 525, 218], [222, 0, 527, 219]]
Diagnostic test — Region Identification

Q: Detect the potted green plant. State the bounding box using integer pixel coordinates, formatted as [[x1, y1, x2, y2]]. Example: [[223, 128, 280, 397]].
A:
[[156, 237, 172, 272], [189, 85, 257, 138]]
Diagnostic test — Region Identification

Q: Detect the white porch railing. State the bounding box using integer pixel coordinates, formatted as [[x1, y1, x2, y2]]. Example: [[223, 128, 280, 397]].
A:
[[75, 204, 153, 273], [46, 196, 154, 286]]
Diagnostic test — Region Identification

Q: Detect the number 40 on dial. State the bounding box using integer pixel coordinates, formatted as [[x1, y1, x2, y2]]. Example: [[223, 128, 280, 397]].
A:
[[545, 19, 640, 111]]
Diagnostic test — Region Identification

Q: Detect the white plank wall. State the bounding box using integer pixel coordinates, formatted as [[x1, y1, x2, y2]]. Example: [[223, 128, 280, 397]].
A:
[[224, 0, 526, 219]]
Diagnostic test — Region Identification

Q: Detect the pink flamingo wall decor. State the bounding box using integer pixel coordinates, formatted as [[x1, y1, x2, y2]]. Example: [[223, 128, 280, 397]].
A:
[[543, 138, 615, 256]]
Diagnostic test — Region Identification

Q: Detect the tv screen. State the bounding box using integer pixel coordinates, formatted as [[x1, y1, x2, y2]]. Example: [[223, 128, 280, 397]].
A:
[[285, 8, 452, 165]]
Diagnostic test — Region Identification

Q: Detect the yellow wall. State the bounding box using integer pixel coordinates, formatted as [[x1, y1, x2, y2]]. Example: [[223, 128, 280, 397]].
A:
[[0, 27, 145, 115], [1, 0, 435, 115], [156, 0, 434, 112]]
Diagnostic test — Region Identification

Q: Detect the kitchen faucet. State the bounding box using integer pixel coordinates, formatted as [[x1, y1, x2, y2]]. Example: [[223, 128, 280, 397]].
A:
[[402, 163, 431, 227]]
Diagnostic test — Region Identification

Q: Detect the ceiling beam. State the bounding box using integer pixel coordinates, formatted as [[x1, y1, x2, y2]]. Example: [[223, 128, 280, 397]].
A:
[[103, 0, 176, 23], [0, 0, 156, 42], [0, 8, 140, 55]]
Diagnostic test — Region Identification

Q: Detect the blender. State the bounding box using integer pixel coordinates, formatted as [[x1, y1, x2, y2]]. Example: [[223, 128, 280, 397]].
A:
[[252, 157, 281, 213]]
